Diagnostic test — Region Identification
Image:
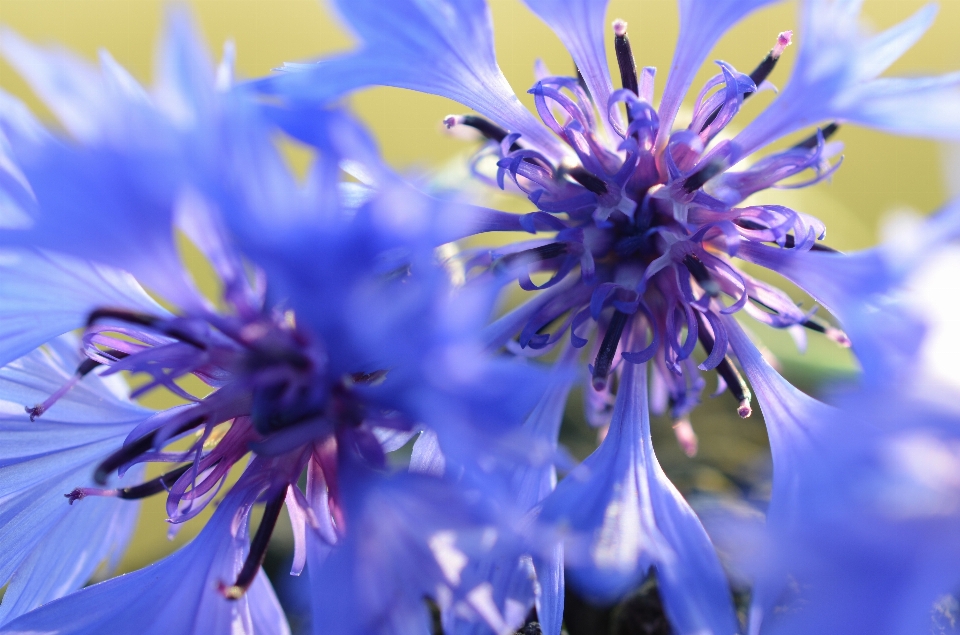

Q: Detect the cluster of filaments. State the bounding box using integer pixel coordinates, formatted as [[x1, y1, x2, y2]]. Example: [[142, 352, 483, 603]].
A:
[[27, 292, 389, 598], [447, 20, 848, 433]]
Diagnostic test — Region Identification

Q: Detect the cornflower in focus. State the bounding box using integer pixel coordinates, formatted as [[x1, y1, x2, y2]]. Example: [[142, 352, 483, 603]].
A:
[[262, 0, 960, 632], [0, 13, 549, 635]]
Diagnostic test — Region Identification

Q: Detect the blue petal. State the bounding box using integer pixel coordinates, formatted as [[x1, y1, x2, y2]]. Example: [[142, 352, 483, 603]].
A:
[[0, 336, 152, 623], [736, 200, 960, 383], [0, 29, 116, 142], [732, 2, 960, 157], [445, 346, 579, 635], [541, 362, 739, 634], [1, 483, 290, 635], [309, 464, 495, 635], [724, 317, 842, 635], [656, 0, 786, 146], [0, 249, 166, 367], [257, 0, 563, 157], [520, 0, 620, 135]]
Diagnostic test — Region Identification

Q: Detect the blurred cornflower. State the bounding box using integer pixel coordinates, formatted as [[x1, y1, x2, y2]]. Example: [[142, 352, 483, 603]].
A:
[[0, 13, 549, 635], [262, 0, 960, 632]]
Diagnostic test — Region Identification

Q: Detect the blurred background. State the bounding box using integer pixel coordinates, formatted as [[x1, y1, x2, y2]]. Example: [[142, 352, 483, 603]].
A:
[[0, 0, 958, 632]]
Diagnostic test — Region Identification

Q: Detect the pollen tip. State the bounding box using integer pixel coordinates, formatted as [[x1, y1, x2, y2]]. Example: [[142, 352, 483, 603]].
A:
[[773, 31, 793, 58], [737, 400, 752, 419], [827, 327, 852, 348], [672, 419, 698, 457], [443, 115, 460, 129], [25, 404, 43, 421], [613, 19, 628, 37], [65, 488, 85, 505], [218, 581, 245, 601], [592, 375, 608, 391]]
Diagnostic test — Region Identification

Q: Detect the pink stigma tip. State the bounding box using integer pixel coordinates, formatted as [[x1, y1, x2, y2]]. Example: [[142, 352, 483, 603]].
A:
[[443, 115, 459, 129], [613, 19, 628, 37], [738, 400, 753, 419], [827, 327, 852, 348], [592, 376, 608, 392], [773, 31, 793, 58], [672, 419, 698, 457]]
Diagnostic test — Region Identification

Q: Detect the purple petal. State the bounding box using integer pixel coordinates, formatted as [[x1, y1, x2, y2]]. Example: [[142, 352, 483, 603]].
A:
[[656, 0, 786, 147], [1, 483, 290, 635], [0, 249, 167, 367], [520, 0, 621, 136], [541, 362, 738, 634], [258, 0, 562, 158]]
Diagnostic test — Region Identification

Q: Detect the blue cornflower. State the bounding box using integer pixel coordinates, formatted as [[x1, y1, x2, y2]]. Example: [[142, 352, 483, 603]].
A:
[[260, 0, 960, 632], [0, 13, 547, 634]]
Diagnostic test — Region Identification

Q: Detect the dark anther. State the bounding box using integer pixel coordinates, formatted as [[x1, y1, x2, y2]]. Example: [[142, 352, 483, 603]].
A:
[[683, 160, 725, 192], [792, 123, 840, 150], [221, 488, 286, 600], [75, 348, 128, 377], [94, 415, 205, 485], [695, 314, 752, 417], [87, 307, 158, 330], [87, 307, 207, 350], [567, 166, 609, 195], [116, 463, 194, 500], [499, 242, 568, 269], [682, 255, 720, 298], [700, 32, 791, 133], [613, 20, 639, 99], [350, 369, 387, 385], [447, 115, 523, 153], [456, 115, 507, 143], [782, 234, 839, 253], [592, 310, 629, 391], [575, 64, 589, 98], [736, 220, 839, 252]]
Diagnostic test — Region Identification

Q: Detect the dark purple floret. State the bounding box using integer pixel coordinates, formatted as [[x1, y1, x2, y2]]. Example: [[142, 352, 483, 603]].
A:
[[446, 21, 849, 432]]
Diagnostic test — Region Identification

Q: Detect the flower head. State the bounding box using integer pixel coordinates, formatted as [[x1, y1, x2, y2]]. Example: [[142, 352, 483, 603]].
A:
[[0, 12, 546, 633]]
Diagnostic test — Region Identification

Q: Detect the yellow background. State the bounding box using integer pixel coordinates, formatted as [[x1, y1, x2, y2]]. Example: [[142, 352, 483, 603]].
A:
[[0, 0, 957, 577]]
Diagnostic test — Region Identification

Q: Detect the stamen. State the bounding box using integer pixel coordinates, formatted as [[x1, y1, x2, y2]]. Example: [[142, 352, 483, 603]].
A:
[[220, 488, 286, 600], [24, 352, 120, 421], [94, 415, 205, 485], [613, 19, 639, 100], [88, 307, 207, 350], [592, 310, 629, 391], [66, 463, 193, 504], [444, 115, 508, 144], [736, 220, 838, 253], [682, 160, 725, 192], [748, 31, 792, 90], [575, 64, 589, 98], [682, 254, 720, 298], [696, 314, 752, 417], [782, 234, 839, 253], [793, 123, 840, 150], [498, 242, 568, 268], [799, 317, 851, 347], [699, 31, 793, 133], [567, 166, 609, 195]]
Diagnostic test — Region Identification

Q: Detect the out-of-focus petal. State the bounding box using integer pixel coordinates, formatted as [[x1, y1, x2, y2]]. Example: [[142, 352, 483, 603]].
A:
[[256, 0, 562, 157], [0, 249, 166, 367], [0, 336, 151, 623], [732, 2, 960, 157], [520, 0, 620, 135], [541, 362, 738, 634], [1, 482, 289, 635]]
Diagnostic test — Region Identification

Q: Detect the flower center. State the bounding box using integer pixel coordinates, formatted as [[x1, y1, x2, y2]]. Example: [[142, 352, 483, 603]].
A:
[[447, 21, 849, 440]]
